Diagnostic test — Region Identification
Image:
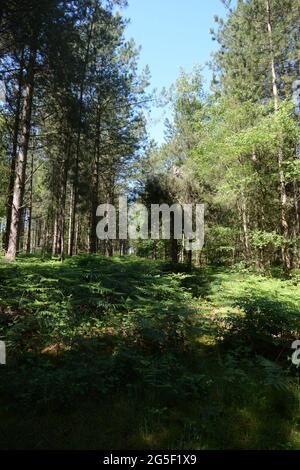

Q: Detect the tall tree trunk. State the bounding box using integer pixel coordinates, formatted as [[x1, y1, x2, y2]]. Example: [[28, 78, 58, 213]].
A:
[[68, 185, 73, 256], [5, 45, 36, 261], [89, 108, 101, 254], [26, 151, 34, 254], [41, 217, 48, 256], [74, 219, 79, 255], [58, 178, 68, 261], [241, 192, 250, 260], [52, 213, 58, 257], [266, 0, 291, 271], [292, 176, 300, 268], [4, 49, 24, 251], [170, 212, 178, 263], [59, 137, 70, 260], [69, 12, 95, 256]]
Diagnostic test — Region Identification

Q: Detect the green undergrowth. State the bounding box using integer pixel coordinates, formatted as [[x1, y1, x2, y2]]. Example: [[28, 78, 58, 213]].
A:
[[0, 255, 299, 449]]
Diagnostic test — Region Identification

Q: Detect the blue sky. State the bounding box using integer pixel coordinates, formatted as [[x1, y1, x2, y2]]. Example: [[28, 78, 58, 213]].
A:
[[124, 0, 227, 143]]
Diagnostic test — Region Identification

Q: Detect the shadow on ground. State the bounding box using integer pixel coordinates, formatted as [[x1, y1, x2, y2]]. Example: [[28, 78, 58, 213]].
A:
[[0, 256, 299, 449]]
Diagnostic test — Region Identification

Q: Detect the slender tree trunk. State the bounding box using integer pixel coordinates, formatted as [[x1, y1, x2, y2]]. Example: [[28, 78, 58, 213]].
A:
[[170, 212, 178, 263], [59, 138, 70, 260], [292, 176, 300, 268], [69, 13, 95, 256], [74, 219, 79, 255], [4, 49, 24, 251], [266, 0, 291, 271], [41, 218, 48, 256], [26, 151, 34, 254], [36, 218, 42, 250], [89, 108, 101, 254], [52, 212, 58, 257], [241, 192, 250, 260], [58, 186, 67, 261], [5, 45, 36, 261], [68, 185, 73, 256], [105, 186, 114, 257], [89, 161, 99, 253]]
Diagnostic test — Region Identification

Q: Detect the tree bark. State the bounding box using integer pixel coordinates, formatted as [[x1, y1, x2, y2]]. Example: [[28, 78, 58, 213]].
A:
[[170, 211, 178, 263], [5, 45, 36, 261], [292, 177, 300, 268], [69, 12, 96, 256], [58, 137, 71, 260], [68, 185, 74, 256], [52, 212, 58, 257], [89, 107, 101, 254], [26, 151, 34, 254], [4, 49, 24, 251], [241, 192, 250, 260], [266, 0, 291, 270]]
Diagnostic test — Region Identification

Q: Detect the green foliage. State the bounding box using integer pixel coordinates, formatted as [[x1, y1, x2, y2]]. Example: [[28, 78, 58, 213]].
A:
[[0, 257, 299, 449], [204, 225, 236, 265], [0, 256, 198, 407]]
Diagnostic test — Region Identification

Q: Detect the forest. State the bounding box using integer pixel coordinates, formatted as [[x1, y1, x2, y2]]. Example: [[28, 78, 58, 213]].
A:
[[0, 0, 300, 451]]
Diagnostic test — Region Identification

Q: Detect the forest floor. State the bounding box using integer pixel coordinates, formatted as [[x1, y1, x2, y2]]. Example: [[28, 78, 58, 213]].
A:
[[0, 255, 299, 449]]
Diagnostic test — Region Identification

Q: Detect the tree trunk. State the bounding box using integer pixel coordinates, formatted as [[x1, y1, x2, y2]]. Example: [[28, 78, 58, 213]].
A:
[[68, 185, 73, 256], [241, 192, 250, 260], [4, 49, 24, 251], [69, 12, 95, 256], [292, 177, 300, 268], [89, 107, 101, 254], [74, 219, 79, 254], [5, 45, 36, 262], [58, 138, 70, 260], [26, 151, 34, 254], [170, 212, 178, 263], [52, 212, 58, 257], [266, 0, 291, 271]]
